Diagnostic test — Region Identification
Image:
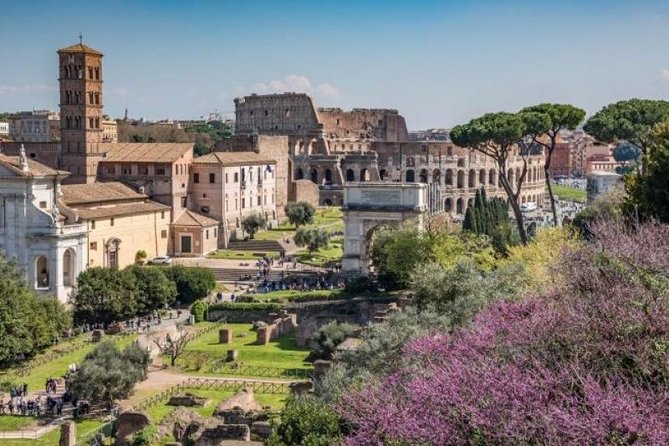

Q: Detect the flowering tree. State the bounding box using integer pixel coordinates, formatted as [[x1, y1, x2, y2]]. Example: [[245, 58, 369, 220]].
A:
[[339, 220, 669, 445]]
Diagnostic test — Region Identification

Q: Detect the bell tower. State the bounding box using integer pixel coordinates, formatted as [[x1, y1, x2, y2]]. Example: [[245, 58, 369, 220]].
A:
[[58, 38, 104, 184]]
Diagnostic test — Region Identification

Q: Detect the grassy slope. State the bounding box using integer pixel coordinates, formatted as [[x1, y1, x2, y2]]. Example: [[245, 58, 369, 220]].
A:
[[551, 184, 587, 203], [0, 419, 104, 446]]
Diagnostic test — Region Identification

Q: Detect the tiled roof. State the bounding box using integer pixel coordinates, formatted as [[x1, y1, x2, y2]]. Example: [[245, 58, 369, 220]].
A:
[[99, 143, 193, 163], [0, 154, 69, 177], [61, 182, 145, 206], [193, 151, 276, 166], [57, 43, 103, 56], [74, 201, 169, 220], [174, 209, 219, 227]]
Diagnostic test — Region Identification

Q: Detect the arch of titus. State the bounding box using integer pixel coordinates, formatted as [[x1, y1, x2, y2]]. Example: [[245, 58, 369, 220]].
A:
[[342, 182, 431, 276]]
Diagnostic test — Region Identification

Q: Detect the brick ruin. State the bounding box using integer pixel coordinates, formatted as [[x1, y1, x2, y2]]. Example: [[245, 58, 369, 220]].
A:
[[255, 310, 298, 345]]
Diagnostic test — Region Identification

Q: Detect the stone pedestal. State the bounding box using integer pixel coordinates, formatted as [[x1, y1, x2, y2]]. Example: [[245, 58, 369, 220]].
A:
[[219, 328, 232, 344], [226, 349, 238, 362], [313, 359, 332, 380], [59, 421, 76, 446]]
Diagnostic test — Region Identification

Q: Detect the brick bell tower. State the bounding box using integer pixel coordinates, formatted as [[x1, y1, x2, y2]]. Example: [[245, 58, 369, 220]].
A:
[[58, 37, 104, 184]]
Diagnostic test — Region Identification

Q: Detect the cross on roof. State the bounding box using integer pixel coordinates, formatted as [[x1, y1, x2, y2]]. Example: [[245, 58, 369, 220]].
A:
[[78, 33, 83, 44]]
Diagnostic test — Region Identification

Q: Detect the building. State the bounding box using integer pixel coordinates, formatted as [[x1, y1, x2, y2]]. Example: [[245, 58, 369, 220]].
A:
[[586, 171, 622, 203], [550, 142, 573, 178], [0, 147, 86, 302], [102, 118, 118, 143], [61, 182, 171, 269], [190, 151, 278, 243], [7, 110, 60, 143], [0, 122, 9, 138], [171, 209, 219, 256]]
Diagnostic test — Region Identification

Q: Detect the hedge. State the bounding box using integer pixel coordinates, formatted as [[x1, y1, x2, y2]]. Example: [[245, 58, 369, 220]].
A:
[[207, 302, 284, 312]]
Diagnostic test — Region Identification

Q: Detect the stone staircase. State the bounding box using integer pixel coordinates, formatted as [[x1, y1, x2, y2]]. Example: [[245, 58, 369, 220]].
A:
[[227, 239, 284, 253], [209, 267, 320, 283]]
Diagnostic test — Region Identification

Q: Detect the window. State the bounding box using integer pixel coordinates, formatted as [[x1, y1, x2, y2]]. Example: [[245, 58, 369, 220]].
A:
[[214, 228, 217, 237], [257, 196, 261, 206], [156, 166, 166, 175], [202, 193, 207, 198], [193, 173, 200, 183], [225, 173, 228, 183], [181, 197, 187, 207], [122, 166, 131, 175], [206, 229, 209, 240], [201, 206, 210, 214], [161, 211, 165, 220], [90, 242, 97, 250], [209, 173, 215, 183], [139, 165, 148, 175], [110, 218, 115, 226], [241, 198, 245, 209], [91, 220, 96, 229], [39, 201, 47, 209], [234, 172, 239, 182], [161, 230, 167, 239]]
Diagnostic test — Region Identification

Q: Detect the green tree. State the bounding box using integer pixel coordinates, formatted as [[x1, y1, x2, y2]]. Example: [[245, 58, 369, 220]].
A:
[[462, 187, 516, 255], [125, 265, 177, 314], [284, 202, 315, 228], [73, 268, 139, 325], [583, 99, 669, 155], [31, 298, 72, 351], [294, 227, 330, 255], [625, 120, 669, 223], [450, 112, 549, 244], [0, 257, 44, 363], [266, 395, 345, 446], [70, 341, 149, 408], [309, 321, 358, 361], [190, 299, 207, 323], [162, 266, 216, 305], [241, 213, 267, 239], [370, 227, 433, 289], [520, 103, 586, 225]]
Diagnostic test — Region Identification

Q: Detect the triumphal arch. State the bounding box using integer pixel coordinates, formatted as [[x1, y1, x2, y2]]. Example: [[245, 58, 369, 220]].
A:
[[341, 182, 434, 276]]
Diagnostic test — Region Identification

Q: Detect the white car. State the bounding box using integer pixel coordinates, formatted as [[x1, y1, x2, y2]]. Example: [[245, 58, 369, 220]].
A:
[[149, 256, 172, 265]]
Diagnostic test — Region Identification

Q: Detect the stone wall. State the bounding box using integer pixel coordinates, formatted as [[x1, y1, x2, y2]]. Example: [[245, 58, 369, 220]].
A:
[[234, 93, 320, 135], [256, 310, 298, 345], [2, 142, 61, 170], [115, 412, 150, 446], [290, 179, 319, 208]]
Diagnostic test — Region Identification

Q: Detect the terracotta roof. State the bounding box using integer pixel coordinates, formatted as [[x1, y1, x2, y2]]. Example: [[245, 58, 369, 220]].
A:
[[193, 151, 276, 166], [174, 209, 219, 227], [99, 143, 193, 163], [74, 201, 169, 220], [57, 43, 103, 56], [0, 154, 69, 178], [61, 182, 146, 206]]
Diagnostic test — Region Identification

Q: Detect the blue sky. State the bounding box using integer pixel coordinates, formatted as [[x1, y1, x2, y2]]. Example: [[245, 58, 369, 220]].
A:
[[1, 0, 668, 128]]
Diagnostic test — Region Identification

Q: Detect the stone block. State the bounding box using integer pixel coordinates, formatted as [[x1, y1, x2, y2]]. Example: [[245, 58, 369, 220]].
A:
[[195, 424, 251, 444], [115, 412, 150, 446], [59, 421, 76, 446], [251, 421, 273, 438], [226, 349, 238, 362], [219, 328, 232, 344], [168, 393, 210, 407]]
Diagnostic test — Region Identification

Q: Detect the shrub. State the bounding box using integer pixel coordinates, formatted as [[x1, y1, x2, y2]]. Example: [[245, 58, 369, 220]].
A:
[[134, 250, 147, 265], [125, 265, 177, 313], [266, 395, 345, 446], [284, 201, 316, 228], [309, 321, 358, 361], [208, 302, 283, 312], [344, 277, 375, 294], [190, 300, 207, 323], [162, 266, 216, 305], [241, 213, 267, 239], [73, 267, 139, 325], [294, 227, 329, 254]]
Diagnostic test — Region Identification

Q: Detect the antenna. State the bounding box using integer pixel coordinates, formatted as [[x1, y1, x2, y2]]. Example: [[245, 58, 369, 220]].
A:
[[78, 33, 83, 44]]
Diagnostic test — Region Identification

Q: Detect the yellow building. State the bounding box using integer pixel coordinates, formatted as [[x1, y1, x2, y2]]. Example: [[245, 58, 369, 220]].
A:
[[61, 182, 171, 269]]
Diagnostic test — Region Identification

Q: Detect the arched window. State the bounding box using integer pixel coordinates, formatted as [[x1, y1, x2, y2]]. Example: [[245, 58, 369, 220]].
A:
[[432, 169, 441, 184], [296, 168, 304, 180], [419, 169, 428, 184], [468, 169, 476, 188], [35, 256, 49, 289], [379, 169, 387, 181], [405, 169, 415, 183], [346, 169, 355, 182], [106, 238, 120, 270], [457, 170, 464, 189], [63, 249, 75, 287], [406, 156, 415, 167], [444, 198, 452, 212], [508, 168, 515, 186], [479, 169, 486, 185], [456, 198, 464, 214], [360, 168, 369, 182], [310, 169, 318, 184], [445, 169, 453, 186], [489, 169, 496, 185], [324, 169, 333, 184]]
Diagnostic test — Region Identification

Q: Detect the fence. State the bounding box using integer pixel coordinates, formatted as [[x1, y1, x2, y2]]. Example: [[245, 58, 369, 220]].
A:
[[73, 420, 115, 446], [209, 361, 314, 380], [130, 377, 293, 413]]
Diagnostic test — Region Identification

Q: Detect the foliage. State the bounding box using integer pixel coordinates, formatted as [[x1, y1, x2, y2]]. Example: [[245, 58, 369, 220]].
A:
[[153, 329, 190, 367], [613, 141, 642, 163], [125, 265, 177, 313], [130, 426, 156, 446], [70, 341, 149, 407], [344, 277, 376, 294], [0, 257, 71, 364], [241, 213, 267, 239], [309, 321, 358, 361], [625, 120, 669, 223], [72, 267, 139, 325], [294, 226, 330, 254], [583, 98, 669, 153], [190, 299, 207, 323], [284, 201, 316, 228], [571, 183, 627, 239], [462, 188, 516, 254], [207, 302, 283, 311], [370, 228, 433, 289], [134, 250, 147, 264], [162, 265, 216, 305], [339, 220, 669, 445], [266, 395, 345, 446]]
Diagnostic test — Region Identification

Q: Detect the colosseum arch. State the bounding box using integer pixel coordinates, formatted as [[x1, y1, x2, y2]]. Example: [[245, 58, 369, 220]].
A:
[[445, 169, 453, 186], [468, 169, 476, 188], [457, 171, 464, 188], [419, 169, 428, 184], [379, 169, 388, 181], [296, 168, 304, 180], [360, 168, 370, 182], [456, 198, 464, 214], [405, 169, 415, 183], [489, 169, 496, 186], [479, 169, 486, 185], [432, 169, 441, 184], [346, 169, 355, 182], [444, 198, 453, 212]]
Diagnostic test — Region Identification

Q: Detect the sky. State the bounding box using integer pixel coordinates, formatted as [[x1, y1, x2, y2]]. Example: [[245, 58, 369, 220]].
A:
[[1, 0, 669, 129]]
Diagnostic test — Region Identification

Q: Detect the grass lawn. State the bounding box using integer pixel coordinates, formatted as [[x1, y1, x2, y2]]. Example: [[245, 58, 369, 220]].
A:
[[295, 242, 343, 267], [0, 419, 105, 446], [552, 184, 587, 203], [248, 289, 347, 302], [179, 323, 310, 373], [254, 207, 344, 242], [0, 416, 40, 431], [145, 387, 286, 424], [207, 250, 279, 260]]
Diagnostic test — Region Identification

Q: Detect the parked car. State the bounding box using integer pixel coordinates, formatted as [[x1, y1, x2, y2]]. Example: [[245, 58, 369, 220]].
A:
[[149, 256, 172, 265]]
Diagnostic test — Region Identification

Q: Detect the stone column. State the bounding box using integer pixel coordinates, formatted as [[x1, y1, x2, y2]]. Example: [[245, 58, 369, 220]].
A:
[[219, 328, 232, 344], [59, 420, 76, 446]]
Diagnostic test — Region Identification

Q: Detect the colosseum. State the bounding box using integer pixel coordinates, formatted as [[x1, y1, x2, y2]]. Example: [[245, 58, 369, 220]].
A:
[[218, 92, 546, 219]]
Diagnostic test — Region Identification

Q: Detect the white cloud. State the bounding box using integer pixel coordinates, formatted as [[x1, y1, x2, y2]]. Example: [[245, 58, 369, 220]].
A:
[[235, 74, 341, 100], [0, 84, 56, 95], [662, 69, 669, 82]]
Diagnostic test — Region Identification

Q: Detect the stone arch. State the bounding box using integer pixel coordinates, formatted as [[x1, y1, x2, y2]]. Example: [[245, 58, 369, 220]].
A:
[[105, 238, 121, 269], [324, 168, 333, 185], [489, 169, 496, 186], [419, 169, 428, 184], [445, 169, 453, 186], [35, 256, 49, 289], [310, 168, 318, 184], [456, 198, 464, 214], [405, 169, 415, 183], [432, 169, 441, 185], [296, 168, 304, 180], [457, 170, 464, 188], [346, 169, 355, 182], [379, 169, 388, 181], [468, 169, 476, 188], [63, 249, 76, 287], [323, 198, 333, 206], [479, 169, 486, 185], [360, 168, 370, 182], [444, 198, 452, 212]]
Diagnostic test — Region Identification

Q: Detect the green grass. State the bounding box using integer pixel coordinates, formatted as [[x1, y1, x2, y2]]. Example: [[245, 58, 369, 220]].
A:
[[552, 184, 587, 203], [0, 416, 40, 431], [145, 387, 286, 424], [0, 419, 105, 446], [295, 243, 343, 267], [254, 207, 344, 242], [207, 250, 279, 260], [245, 289, 347, 303], [179, 323, 310, 372]]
